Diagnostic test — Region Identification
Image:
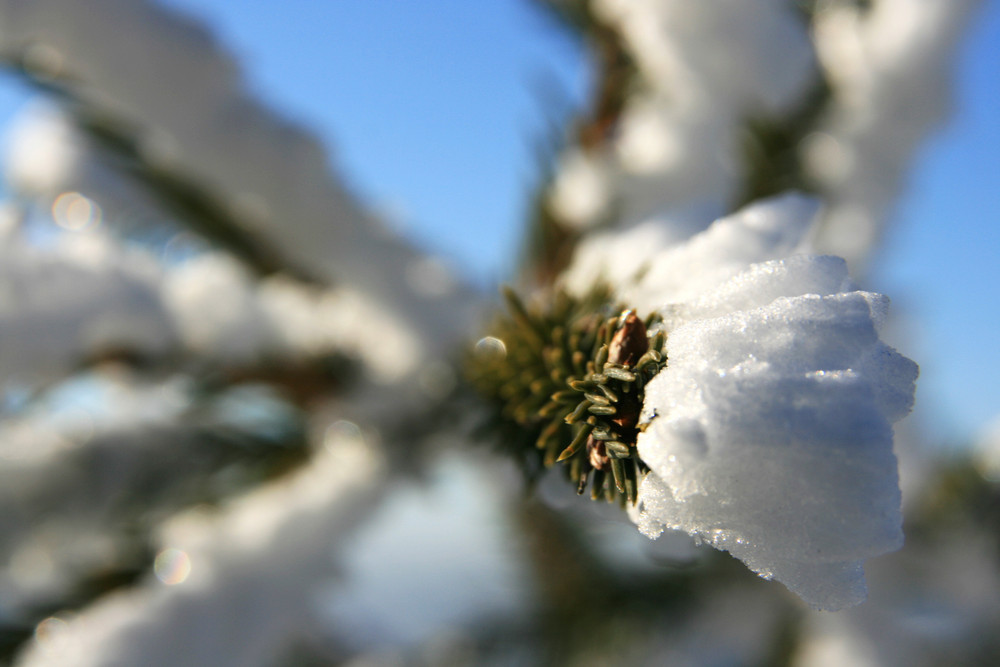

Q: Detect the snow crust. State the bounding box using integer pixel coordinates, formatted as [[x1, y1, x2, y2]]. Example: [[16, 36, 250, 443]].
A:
[[572, 194, 921, 609]]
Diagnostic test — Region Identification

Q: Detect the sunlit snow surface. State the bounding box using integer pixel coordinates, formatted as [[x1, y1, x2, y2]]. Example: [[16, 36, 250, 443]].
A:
[[567, 194, 918, 610]]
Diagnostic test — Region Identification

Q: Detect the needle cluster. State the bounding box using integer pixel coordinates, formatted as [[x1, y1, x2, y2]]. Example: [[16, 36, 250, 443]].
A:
[[468, 285, 666, 505]]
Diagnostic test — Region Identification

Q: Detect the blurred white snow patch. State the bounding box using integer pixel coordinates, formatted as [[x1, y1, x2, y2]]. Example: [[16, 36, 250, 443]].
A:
[[256, 274, 327, 355], [973, 416, 1000, 482], [792, 613, 881, 667], [564, 192, 821, 312], [15, 422, 386, 667], [619, 196, 917, 610], [318, 453, 531, 650], [615, 99, 684, 174], [808, 0, 979, 270], [0, 237, 175, 384], [162, 253, 421, 380], [318, 287, 422, 384], [160, 422, 383, 558], [560, 216, 679, 297], [553, 0, 974, 273], [547, 148, 611, 228], [2, 104, 84, 196], [549, 0, 817, 226], [163, 253, 280, 363], [0, 202, 23, 241], [263, 281, 422, 384], [593, 0, 814, 115]]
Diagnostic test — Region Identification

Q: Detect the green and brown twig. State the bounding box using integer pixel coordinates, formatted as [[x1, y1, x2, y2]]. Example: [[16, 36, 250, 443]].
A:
[[467, 285, 667, 505]]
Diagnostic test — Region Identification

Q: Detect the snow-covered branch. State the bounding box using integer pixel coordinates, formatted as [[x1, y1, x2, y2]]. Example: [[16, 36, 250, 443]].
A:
[[0, 230, 175, 386], [0, 0, 484, 366], [13, 425, 386, 667], [807, 0, 980, 269], [544, 0, 978, 275]]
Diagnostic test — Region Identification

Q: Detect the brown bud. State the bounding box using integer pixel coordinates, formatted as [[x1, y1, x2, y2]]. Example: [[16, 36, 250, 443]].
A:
[[608, 311, 648, 367], [587, 435, 610, 471]]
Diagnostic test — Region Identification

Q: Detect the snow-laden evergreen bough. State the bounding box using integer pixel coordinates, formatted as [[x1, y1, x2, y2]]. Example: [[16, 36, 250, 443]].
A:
[[470, 194, 917, 611]]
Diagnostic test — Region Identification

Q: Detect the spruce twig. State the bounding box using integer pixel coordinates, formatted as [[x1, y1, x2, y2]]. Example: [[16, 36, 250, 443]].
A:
[[467, 285, 667, 505]]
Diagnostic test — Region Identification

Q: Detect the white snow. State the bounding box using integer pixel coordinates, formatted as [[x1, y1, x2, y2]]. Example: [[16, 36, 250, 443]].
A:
[[807, 0, 979, 271], [585, 195, 921, 610], [547, 0, 976, 274], [13, 421, 388, 667], [0, 0, 483, 368], [548, 0, 816, 228], [162, 254, 422, 381], [547, 147, 612, 227], [162, 253, 280, 364], [563, 192, 821, 312], [0, 233, 175, 384]]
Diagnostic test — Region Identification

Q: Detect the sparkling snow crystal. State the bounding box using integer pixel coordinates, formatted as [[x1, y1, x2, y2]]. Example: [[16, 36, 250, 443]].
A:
[[566, 194, 918, 610]]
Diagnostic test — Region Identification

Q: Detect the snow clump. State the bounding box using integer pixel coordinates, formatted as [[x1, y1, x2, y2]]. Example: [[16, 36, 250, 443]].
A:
[[565, 193, 918, 610]]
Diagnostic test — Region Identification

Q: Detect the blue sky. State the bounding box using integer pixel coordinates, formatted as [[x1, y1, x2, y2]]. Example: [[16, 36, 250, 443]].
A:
[[869, 1, 1000, 443], [1, 0, 997, 443], [155, 0, 590, 283]]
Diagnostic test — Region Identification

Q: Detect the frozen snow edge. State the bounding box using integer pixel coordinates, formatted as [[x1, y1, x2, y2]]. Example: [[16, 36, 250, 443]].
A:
[[608, 195, 918, 610]]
